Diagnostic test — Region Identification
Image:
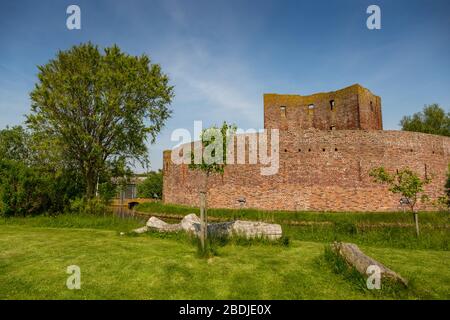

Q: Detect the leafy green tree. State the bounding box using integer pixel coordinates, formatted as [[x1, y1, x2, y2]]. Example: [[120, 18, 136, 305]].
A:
[[400, 104, 450, 137], [188, 122, 236, 252], [137, 170, 163, 199], [369, 167, 431, 236], [0, 126, 31, 163], [27, 43, 173, 199]]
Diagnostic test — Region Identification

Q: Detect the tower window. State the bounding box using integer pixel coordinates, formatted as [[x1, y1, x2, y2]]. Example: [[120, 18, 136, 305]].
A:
[[330, 100, 335, 111], [370, 101, 374, 112], [280, 106, 286, 117], [308, 104, 315, 110]]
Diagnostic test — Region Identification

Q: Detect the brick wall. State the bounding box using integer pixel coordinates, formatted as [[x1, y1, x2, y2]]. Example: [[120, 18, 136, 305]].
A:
[[163, 130, 450, 212], [163, 84, 449, 212]]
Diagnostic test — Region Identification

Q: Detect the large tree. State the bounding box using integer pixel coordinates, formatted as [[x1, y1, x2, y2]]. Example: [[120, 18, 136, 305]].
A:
[[27, 43, 173, 198], [400, 104, 450, 137]]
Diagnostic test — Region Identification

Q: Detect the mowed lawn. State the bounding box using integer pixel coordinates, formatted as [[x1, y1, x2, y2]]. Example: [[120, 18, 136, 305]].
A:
[[0, 221, 449, 299]]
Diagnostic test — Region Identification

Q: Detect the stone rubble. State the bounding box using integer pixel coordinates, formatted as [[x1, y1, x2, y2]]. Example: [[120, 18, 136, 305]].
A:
[[133, 213, 282, 240]]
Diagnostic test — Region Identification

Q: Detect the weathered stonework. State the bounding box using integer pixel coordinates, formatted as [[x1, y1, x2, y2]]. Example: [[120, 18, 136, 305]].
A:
[[141, 214, 283, 239], [163, 84, 450, 212]]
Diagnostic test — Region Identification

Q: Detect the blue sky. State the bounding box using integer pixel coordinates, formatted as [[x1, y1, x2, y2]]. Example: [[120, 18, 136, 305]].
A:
[[1, 0, 449, 171]]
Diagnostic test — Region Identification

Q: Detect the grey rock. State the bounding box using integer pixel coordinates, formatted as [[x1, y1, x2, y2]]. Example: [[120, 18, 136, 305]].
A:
[[146, 216, 182, 232], [332, 242, 408, 287], [133, 226, 149, 234], [180, 213, 201, 234], [134, 214, 283, 240], [231, 220, 283, 240]]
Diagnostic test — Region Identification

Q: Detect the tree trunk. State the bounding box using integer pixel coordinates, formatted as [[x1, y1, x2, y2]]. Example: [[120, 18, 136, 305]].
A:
[[85, 168, 97, 199], [199, 191, 206, 252], [414, 212, 420, 237], [198, 172, 209, 253]]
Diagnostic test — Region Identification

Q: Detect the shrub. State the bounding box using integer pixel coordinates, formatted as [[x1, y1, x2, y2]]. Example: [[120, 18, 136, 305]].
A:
[[97, 181, 117, 204], [0, 159, 84, 217], [0, 160, 51, 216], [137, 170, 163, 199], [68, 197, 109, 215]]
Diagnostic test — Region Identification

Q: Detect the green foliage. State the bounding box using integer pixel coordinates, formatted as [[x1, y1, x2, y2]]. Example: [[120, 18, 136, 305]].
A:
[[369, 167, 430, 212], [27, 42, 174, 198], [0, 213, 143, 231], [137, 170, 163, 199], [97, 182, 117, 203], [68, 197, 109, 215], [0, 160, 49, 216], [0, 159, 81, 216], [400, 104, 450, 137], [0, 126, 31, 163]]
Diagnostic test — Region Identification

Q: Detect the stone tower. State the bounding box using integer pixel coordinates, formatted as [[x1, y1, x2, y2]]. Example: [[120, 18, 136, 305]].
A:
[[264, 84, 382, 131]]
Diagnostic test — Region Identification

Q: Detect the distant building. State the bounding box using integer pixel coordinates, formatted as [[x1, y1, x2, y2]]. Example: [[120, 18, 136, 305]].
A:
[[113, 176, 146, 200]]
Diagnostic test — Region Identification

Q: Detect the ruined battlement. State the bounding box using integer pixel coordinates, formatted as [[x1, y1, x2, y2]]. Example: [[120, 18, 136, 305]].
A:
[[264, 84, 382, 131]]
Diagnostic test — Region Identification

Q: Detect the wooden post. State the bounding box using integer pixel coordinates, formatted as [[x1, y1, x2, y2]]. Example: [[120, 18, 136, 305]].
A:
[[199, 191, 207, 252], [414, 212, 420, 237]]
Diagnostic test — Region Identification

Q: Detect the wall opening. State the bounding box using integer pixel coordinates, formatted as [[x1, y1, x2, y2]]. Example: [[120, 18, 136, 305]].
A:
[[308, 104, 315, 110], [370, 101, 374, 112], [330, 100, 335, 111], [280, 106, 286, 117]]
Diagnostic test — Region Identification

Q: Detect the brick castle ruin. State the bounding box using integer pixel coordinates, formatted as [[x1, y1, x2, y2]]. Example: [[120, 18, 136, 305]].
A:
[[163, 84, 450, 212]]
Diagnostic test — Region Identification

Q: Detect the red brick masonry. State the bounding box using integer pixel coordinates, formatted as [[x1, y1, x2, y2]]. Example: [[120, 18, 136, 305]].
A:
[[163, 85, 450, 212]]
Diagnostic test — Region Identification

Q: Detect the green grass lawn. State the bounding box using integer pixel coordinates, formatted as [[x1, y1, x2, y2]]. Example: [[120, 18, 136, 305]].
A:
[[0, 214, 449, 300]]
